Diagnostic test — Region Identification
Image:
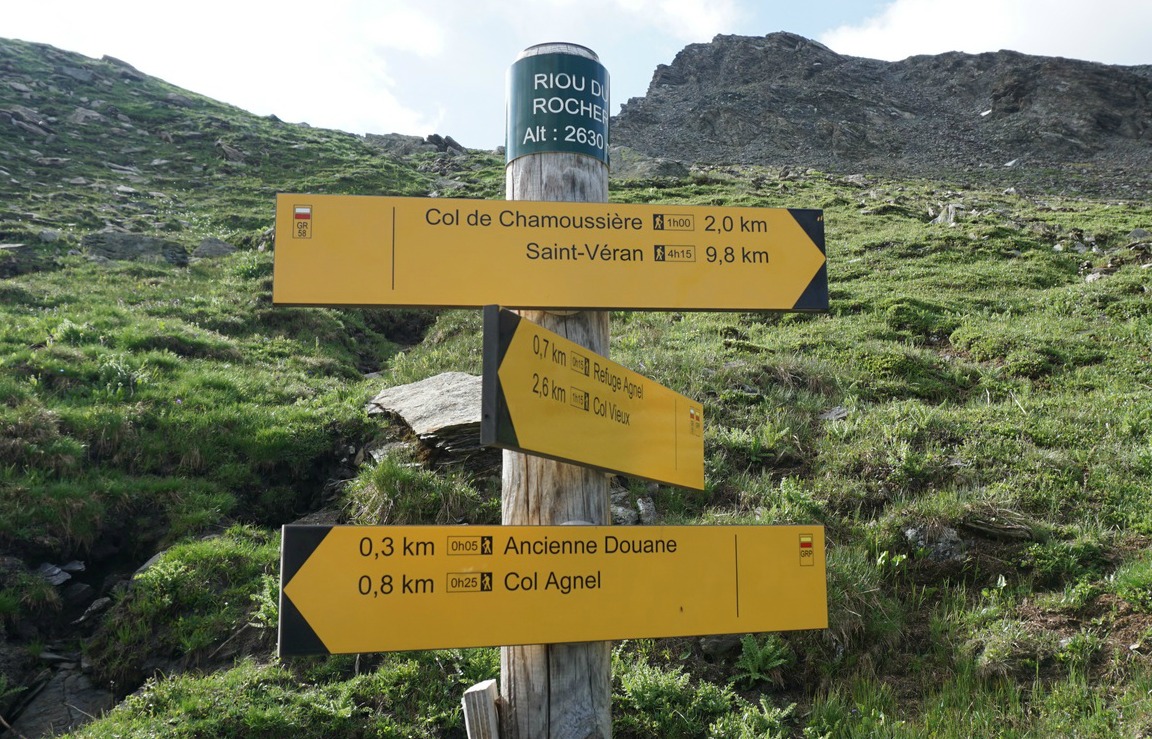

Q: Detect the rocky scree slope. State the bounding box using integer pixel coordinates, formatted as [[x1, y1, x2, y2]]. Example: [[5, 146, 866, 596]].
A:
[[0, 37, 464, 256], [613, 32, 1152, 194]]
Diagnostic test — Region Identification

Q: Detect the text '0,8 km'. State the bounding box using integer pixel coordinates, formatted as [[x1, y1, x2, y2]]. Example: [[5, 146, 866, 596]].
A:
[[278, 524, 828, 655]]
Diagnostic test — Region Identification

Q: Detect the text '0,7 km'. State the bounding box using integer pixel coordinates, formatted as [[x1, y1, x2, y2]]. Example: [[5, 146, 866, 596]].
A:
[[278, 524, 828, 656], [271, 194, 827, 312]]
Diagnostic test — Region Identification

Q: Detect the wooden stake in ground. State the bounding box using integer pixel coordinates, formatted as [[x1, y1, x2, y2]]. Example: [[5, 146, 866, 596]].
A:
[[500, 42, 612, 739]]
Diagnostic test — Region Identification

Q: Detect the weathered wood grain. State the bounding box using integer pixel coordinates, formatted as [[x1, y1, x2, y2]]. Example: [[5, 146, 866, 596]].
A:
[[499, 42, 613, 739]]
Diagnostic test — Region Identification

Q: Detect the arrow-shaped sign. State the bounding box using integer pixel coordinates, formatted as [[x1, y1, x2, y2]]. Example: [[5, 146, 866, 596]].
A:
[[272, 194, 826, 311], [481, 306, 704, 489], [279, 524, 828, 656]]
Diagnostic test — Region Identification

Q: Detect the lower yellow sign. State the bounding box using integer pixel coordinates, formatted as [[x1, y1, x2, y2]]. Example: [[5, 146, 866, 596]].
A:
[[279, 524, 827, 656]]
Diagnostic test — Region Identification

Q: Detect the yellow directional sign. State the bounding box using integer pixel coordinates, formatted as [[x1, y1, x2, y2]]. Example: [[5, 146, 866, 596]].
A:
[[279, 524, 827, 656], [272, 194, 826, 311], [482, 306, 704, 489]]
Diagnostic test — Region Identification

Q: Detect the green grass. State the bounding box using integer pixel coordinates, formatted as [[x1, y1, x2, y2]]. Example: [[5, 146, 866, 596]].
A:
[[61, 649, 499, 739], [27, 163, 1148, 736]]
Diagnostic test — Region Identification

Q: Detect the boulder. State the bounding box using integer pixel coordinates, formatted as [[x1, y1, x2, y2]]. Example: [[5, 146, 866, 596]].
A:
[[5, 667, 114, 737], [608, 146, 689, 180], [81, 233, 189, 266], [366, 372, 498, 473], [192, 237, 236, 258], [363, 133, 438, 156]]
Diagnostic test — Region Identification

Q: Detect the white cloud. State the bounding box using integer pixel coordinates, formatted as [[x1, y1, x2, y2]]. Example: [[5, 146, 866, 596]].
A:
[[608, 0, 743, 40], [361, 3, 447, 58], [822, 0, 1152, 65]]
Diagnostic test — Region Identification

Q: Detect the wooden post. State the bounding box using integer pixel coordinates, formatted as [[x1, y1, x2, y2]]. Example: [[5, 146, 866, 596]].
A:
[[463, 679, 502, 739], [500, 43, 612, 739]]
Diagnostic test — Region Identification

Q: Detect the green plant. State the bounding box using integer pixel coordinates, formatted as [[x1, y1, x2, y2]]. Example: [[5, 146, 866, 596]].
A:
[[804, 679, 906, 738], [84, 526, 279, 689], [343, 451, 494, 525], [247, 574, 279, 630], [1055, 629, 1103, 674], [732, 634, 795, 688], [613, 651, 735, 738], [709, 696, 795, 738], [1111, 552, 1152, 612]]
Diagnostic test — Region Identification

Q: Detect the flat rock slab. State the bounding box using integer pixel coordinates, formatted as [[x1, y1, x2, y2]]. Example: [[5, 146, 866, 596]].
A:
[[7, 668, 114, 737], [365, 372, 481, 436], [81, 232, 189, 266], [365, 372, 497, 474]]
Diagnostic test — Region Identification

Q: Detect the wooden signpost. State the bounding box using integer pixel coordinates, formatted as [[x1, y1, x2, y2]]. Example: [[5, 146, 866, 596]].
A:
[[273, 41, 831, 739], [499, 42, 613, 739]]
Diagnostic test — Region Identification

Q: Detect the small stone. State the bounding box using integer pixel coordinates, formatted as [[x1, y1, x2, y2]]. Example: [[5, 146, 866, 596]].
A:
[[932, 204, 964, 225], [73, 597, 113, 625], [60, 66, 95, 83], [636, 497, 658, 525], [36, 563, 71, 586], [611, 504, 640, 526], [81, 232, 189, 266], [699, 634, 742, 658], [819, 406, 849, 421]]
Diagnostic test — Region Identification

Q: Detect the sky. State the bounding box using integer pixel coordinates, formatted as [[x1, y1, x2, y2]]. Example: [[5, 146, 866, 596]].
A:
[[5, 1, 1151, 150]]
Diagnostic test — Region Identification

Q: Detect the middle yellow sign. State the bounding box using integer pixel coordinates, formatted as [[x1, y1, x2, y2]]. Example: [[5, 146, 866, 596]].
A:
[[482, 306, 704, 489]]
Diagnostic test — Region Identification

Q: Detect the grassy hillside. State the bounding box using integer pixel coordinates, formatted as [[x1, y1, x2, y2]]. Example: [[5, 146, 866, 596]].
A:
[[3, 36, 1152, 738]]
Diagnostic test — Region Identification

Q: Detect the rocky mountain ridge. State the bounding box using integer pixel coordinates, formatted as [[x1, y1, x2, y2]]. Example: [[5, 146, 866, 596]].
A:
[[613, 32, 1152, 194]]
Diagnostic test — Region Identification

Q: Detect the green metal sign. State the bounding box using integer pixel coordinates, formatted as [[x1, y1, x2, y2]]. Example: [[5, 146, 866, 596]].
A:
[[506, 51, 610, 165]]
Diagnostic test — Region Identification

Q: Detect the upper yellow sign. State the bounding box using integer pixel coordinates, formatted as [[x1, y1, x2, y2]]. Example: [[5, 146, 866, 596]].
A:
[[272, 194, 826, 311], [279, 524, 828, 656]]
